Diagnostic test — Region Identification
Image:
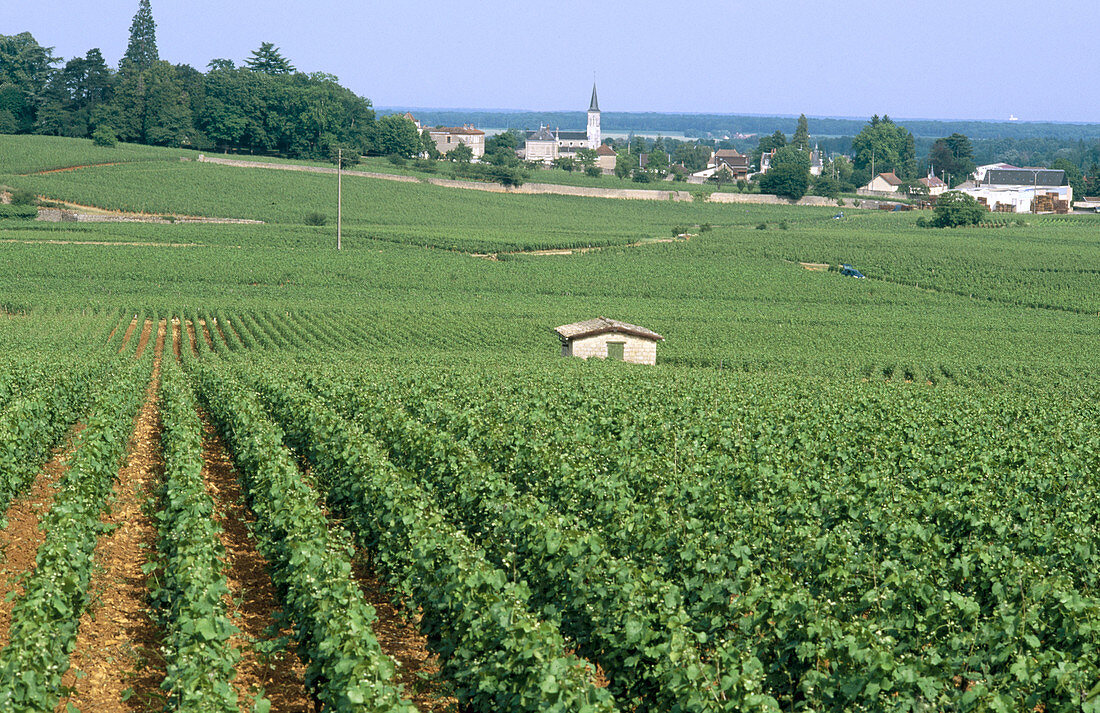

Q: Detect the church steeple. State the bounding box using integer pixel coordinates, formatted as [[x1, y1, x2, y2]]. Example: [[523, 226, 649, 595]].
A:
[[586, 83, 601, 149]]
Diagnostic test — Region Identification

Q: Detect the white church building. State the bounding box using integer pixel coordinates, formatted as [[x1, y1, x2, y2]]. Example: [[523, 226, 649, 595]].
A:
[[524, 84, 602, 163]]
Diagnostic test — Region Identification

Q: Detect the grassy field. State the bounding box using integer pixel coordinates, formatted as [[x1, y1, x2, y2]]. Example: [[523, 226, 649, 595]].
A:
[[1, 135, 1099, 711]]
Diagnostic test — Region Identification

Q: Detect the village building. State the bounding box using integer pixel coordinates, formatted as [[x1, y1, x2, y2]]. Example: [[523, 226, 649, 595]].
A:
[[862, 172, 904, 193], [918, 173, 948, 196], [424, 124, 485, 159], [753, 145, 822, 177], [524, 84, 602, 163], [956, 168, 1072, 213], [554, 316, 664, 365], [595, 144, 617, 174], [809, 145, 825, 176], [689, 148, 749, 183], [972, 162, 1018, 182]]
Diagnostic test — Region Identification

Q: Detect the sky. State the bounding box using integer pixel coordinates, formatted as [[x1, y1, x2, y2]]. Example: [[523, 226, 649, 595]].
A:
[[7, 0, 1100, 123]]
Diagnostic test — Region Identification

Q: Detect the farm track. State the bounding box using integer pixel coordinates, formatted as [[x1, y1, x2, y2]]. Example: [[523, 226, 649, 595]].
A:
[[133, 318, 153, 359], [0, 425, 83, 648], [197, 319, 216, 351], [117, 317, 138, 353], [184, 320, 199, 357], [62, 319, 166, 712], [198, 413, 311, 711], [349, 556, 456, 712], [171, 319, 182, 361]]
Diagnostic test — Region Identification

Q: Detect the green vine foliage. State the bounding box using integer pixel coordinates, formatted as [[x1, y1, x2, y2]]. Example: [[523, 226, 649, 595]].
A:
[[153, 360, 239, 711], [0, 354, 151, 711], [247, 372, 619, 713], [193, 364, 413, 713]]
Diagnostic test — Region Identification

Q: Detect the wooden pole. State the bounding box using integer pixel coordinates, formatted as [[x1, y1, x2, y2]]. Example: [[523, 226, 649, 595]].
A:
[[337, 148, 342, 251]]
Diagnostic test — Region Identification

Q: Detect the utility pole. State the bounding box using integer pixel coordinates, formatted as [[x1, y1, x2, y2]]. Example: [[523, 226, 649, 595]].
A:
[[337, 147, 342, 251]]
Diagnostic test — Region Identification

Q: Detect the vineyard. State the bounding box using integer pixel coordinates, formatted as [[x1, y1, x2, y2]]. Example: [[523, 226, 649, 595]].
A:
[[0, 135, 1099, 711]]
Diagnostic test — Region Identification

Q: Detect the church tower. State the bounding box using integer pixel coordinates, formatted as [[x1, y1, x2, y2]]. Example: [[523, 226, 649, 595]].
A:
[[587, 83, 601, 149]]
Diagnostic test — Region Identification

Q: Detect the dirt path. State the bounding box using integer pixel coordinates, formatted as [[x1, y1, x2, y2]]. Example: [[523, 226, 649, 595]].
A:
[[0, 238, 204, 248], [117, 317, 139, 353], [171, 318, 182, 362], [62, 319, 167, 712], [31, 162, 127, 175], [133, 318, 153, 359], [0, 426, 84, 648], [350, 557, 457, 712], [184, 320, 199, 357], [200, 414, 311, 711], [470, 235, 687, 260]]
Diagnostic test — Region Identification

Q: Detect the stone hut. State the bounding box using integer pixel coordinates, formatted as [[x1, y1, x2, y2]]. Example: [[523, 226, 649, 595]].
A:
[[554, 317, 664, 365]]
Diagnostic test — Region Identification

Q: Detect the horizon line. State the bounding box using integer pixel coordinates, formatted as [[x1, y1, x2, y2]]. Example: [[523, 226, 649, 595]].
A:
[[377, 105, 1100, 127]]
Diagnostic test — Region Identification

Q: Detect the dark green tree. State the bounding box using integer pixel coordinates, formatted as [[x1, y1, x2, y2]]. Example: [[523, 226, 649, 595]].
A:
[[791, 113, 810, 151], [420, 129, 440, 159], [752, 130, 787, 169], [245, 42, 295, 75], [447, 142, 473, 163], [371, 113, 420, 157], [928, 133, 975, 186], [759, 162, 809, 200], [0, 32, 58, 132], [121, 0, 158, 73], [851, 115, 917, 179], [1050, 158, 1085, 199], [614, 149, 637, 180], [932, 191, 986, 227]]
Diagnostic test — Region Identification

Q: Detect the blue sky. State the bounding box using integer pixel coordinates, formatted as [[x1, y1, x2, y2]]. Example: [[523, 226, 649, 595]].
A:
[[8, 0, 1100, 122]]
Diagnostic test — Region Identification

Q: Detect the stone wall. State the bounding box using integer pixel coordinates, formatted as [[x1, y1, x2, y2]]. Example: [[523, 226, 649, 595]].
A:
[[565, 333, 658, 365], [706, 192, 839, 207]]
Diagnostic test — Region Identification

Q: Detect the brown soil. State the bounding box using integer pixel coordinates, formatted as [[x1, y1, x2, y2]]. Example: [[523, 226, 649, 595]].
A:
[[200, 414, 311, 711], [184, 320, 199, 357], [471, 235, 686, 260], [0, 239, 203, 248], [117, 317, 139, 353], [197, 319, 215, 351], [0, 425, 84, 647], [133, 318, 153, 359], [350, 557, 457, 712], [171, 319, 182, 362], [31, 162, 126, 175], [62, 320, 167, 712]]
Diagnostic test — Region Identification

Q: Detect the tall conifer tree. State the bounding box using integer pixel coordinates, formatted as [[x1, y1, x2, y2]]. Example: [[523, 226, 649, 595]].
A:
[[121, 0, 158, 73]]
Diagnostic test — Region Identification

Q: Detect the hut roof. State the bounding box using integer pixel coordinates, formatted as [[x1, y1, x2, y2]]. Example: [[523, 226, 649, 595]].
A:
[[554, 316, 664, 342]]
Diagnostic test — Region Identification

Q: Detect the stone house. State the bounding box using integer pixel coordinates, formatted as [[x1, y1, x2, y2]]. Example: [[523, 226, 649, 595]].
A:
[[425, 124, 485, 158], [554, 317, 664, 365], [596, 144, 617, 174], [918, 174, 948, 196], [864, 172, 904, 193]]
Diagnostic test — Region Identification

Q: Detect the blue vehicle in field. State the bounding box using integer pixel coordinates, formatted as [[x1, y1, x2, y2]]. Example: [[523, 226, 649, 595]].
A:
[[839, 264, 866, 278]]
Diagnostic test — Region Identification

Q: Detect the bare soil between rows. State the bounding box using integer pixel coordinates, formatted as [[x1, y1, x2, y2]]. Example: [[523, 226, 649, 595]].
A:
[[199, 412, 312, 711], [62, 319, 167, 712], [0, 425, 84, 648]]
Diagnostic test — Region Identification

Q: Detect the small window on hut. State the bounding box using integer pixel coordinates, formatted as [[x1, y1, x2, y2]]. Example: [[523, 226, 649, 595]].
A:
[[607, 342, 625, 361]]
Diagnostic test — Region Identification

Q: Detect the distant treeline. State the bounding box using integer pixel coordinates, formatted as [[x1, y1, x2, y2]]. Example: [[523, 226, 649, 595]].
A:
[[389, 108, 1100, 174], [382, 108, 1100, 142]]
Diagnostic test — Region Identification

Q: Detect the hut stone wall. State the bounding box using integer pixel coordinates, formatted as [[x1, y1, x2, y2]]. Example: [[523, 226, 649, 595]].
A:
[[564, 332, 658, 365]]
